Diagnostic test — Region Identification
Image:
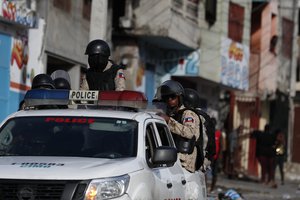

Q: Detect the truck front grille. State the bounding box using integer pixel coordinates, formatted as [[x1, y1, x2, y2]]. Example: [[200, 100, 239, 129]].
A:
[[0, 179, 86, 200]]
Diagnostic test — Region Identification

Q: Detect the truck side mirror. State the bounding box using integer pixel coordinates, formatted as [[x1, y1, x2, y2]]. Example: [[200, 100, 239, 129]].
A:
[[152, 146, 177, 166]]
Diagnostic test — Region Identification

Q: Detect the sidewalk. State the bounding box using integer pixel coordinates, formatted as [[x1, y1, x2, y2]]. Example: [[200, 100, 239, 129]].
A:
[[207, 173, 300, 200]]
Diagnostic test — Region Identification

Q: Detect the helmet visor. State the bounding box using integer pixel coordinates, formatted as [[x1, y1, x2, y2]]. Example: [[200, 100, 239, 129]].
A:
[[161, 94, 177, 102]]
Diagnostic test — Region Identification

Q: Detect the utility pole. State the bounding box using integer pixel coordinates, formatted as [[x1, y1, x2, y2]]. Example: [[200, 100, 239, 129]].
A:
[[287, 0, 298, 162], [89, 0, 108, 41]]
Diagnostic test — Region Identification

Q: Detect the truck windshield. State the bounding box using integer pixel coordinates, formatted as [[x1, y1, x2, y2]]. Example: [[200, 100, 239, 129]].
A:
[[0, 116, 138, 158]]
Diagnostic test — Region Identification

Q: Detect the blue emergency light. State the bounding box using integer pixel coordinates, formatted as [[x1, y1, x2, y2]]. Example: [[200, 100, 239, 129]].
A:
[[25, 89, 70, 99], [24, 89, 71, 108]]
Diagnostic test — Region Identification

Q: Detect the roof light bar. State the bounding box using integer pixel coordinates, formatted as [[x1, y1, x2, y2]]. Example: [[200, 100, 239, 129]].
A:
[[23, 89, 148, 110]]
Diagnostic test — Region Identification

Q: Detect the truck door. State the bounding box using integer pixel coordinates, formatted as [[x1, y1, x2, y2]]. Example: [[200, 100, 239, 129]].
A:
[[145, 122, 173, 199], [154, 122, 207, 200], [153, 121, 186, 199]]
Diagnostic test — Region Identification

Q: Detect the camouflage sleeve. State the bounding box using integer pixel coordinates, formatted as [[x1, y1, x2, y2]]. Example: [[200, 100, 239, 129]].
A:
[[114, 69, 126, 91], [168, 109, 200, 140], [79, 74, 89, 90]]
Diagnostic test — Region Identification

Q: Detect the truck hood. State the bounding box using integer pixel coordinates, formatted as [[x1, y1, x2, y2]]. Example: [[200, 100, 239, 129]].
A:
[[0, 156, 143, 180]]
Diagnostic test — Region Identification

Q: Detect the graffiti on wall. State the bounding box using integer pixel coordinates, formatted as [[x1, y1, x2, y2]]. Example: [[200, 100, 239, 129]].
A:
[[0, 0, 36, 27], [10, 19, 45, 93], [172, 49, 200, 76], [220, 37, 249, 90], [10, 31, 30, 92]]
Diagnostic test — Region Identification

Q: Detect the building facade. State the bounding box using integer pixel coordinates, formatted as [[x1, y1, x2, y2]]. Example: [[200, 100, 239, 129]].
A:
[[235, 0, 299, 179], [0, 0, 38, 121]]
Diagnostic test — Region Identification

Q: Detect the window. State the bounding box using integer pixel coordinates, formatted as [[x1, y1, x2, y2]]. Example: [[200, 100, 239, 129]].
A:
[[145, 124, 158, 168], [173, 0, 183, 10], [156, 123, 174, 147], [205, 0, 217, 27], [297, 61, 300, 82], [228, 2, 244, 43], [282, 18, 293, 59], [298, 8, 300, 36], [172, 0, 199, 22], [112, 0, 126, 30], [82, 0, 92, 20], [0, 116, 138, 158], [53, 0, 71, 13], [186, 0, 199, 19]]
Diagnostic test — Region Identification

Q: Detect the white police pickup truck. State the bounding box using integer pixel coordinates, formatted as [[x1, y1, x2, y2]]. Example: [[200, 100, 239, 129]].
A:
[[0, 89, 206, 200]]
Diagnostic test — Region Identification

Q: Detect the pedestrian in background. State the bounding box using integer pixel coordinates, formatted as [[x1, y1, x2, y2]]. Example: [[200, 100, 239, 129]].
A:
[[274, 129, 286, 185], [221, 128, 227, 174], [209, 117, 222, 193], [251, 124, 277, 188]]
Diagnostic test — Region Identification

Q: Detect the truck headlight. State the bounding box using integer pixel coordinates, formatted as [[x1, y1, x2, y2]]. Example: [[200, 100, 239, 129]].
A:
[[84, 174, 130, 200]]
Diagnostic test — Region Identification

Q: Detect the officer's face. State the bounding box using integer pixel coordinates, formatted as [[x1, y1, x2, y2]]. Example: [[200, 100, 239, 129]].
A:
[[88, 54, 109, 72], [162, 94, 179, 108]]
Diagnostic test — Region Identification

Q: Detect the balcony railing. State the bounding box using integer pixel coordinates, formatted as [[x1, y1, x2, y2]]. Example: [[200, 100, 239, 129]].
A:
[[172, 0, 199, 23]]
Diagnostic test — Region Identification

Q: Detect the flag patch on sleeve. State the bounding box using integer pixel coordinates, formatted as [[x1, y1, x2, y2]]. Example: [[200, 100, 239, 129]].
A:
[[184, 117, 194, 123], [118, 72, 125, 79]]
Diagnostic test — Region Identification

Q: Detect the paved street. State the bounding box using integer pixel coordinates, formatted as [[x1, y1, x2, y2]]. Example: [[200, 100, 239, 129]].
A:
[[207, 173, 300, 200]]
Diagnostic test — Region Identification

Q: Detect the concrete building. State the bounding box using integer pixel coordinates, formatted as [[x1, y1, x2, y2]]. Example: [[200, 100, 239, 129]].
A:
[[0, 0, 102, 121], [111, 0, 252, 116], [197, 0, 253, 178], [110, 0, 202, 100], [36, 0, 91, 89]]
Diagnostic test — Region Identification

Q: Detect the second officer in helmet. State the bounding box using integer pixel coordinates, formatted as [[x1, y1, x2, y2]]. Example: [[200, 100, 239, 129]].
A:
[[155, 80, 201, 173], [80, 39, 126, 91]]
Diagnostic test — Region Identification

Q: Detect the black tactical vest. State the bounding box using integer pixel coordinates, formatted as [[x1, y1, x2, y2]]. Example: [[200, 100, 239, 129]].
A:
[[86, 64, 124, 91]]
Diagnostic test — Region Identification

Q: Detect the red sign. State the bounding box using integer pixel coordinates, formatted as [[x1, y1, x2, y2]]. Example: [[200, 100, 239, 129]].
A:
[[45, 117, 95, 124]]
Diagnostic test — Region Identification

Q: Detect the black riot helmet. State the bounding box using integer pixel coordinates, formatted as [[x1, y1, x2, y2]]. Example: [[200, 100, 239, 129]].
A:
[[183, 88, 201, 109], [156, 80, 185, 105], [54, 78, 71, 90], [85, 39, 111, 72], [31, 74, 55, 89], [51, 69, 71, 84], [85, 39, 111, 56], [160, 80, 184, 96]]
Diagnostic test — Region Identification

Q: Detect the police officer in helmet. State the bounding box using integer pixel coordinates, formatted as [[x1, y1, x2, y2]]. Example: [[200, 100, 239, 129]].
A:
[[184, 88, 213, 172], [80, 39, 126, 91], [31, 74, 55, 89], [54, 78, 71, 90], [156, 80, 202, 199], [184, 88, 202, 109], [19, 74, 55, 110], [156, 80, 200, 173], [51, 69, 71, 90]]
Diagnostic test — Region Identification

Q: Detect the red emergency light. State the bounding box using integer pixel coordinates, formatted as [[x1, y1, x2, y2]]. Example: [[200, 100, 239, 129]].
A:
[[97, 90, 148, 109]]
